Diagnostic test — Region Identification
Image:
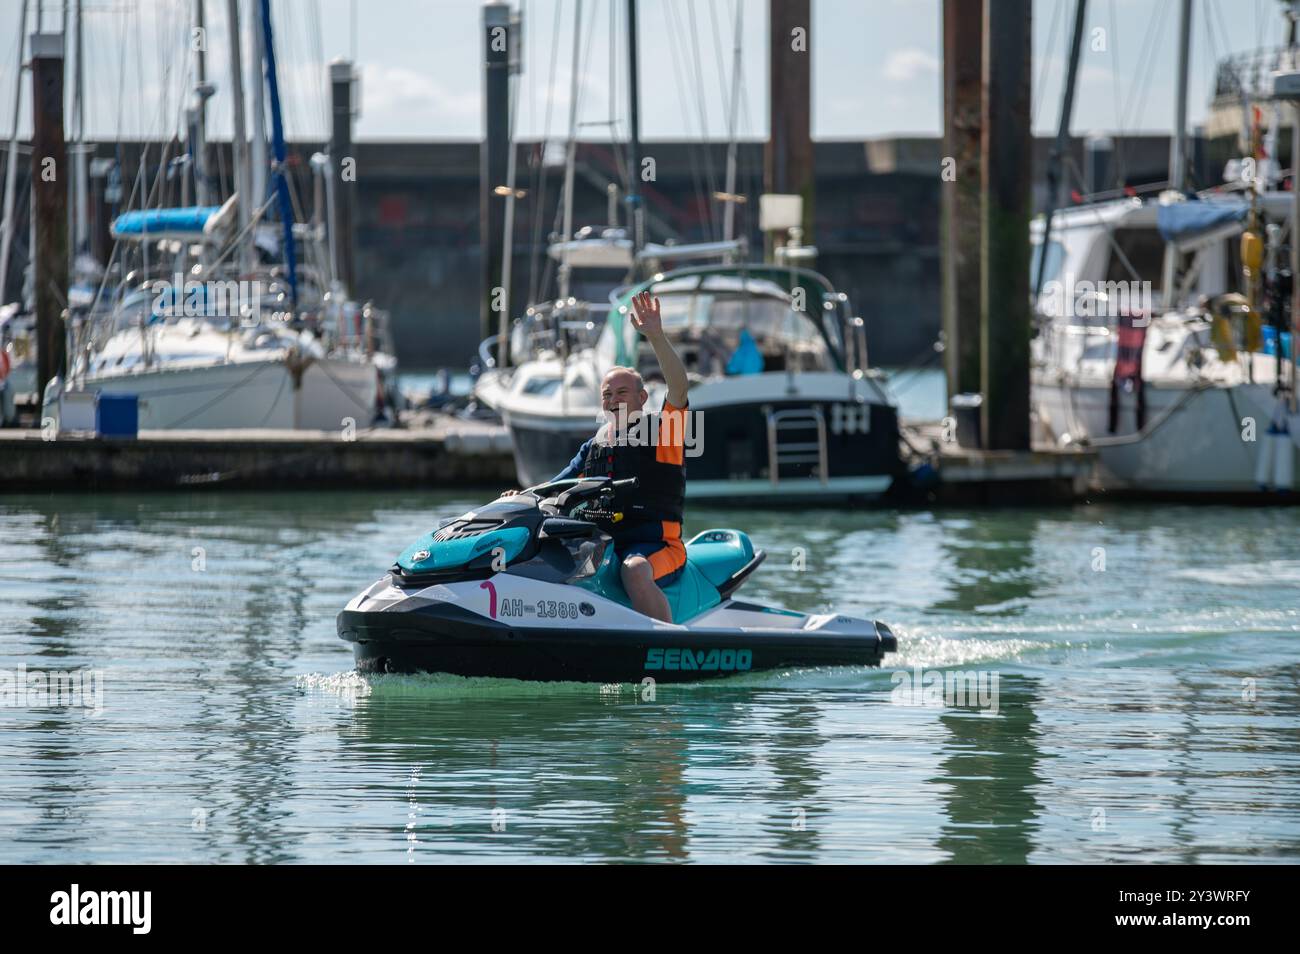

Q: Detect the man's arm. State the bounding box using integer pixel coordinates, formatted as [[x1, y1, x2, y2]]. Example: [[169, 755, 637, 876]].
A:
[[551, 438, 592, 482], [630, 291, 689, 408]]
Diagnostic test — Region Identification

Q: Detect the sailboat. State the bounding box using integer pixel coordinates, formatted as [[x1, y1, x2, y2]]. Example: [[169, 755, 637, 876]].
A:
[[1030, 0, 1300, 495], [50, 0, 388, 431]]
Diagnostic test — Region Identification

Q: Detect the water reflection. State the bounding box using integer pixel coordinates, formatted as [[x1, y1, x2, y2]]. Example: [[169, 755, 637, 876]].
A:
[[933, 675, 1044, 864]]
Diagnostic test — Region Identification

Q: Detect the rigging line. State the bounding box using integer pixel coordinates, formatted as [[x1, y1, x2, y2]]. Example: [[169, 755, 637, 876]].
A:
[[1210, 0, 1234, 72], [1204, 5, 1241, 183], [573, 0, 599, 138], [707, 0, 742, 236], [139, 2, 176, 212], [253, 361, 289, 427], [663, 0, 712, 241], [307, 355, 374, 413], [1116, 0, 1162, 134], [310, 0, 328, 137], [605, 0, 631, 197], [706, 0, 730, 123], [683, 0, 719, 239], [113, 0, 126, 145], [164, 357, 278, 428], [165, 6, 196, 207], [609, 0, 617, 134], [1061, 153, 1145, 285], [604, 0, 631, 198], [527, 0, 567, 306], [1108, 0, 1126, 191], [731, 0, 756, 227], [1122, 0, 1170, 134], [1031, 0, 1064, 130], [86, 116, 156, 321]]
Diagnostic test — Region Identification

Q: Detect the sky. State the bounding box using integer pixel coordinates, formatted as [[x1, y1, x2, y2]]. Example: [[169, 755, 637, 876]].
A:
[[0, 0, 1290, 144]]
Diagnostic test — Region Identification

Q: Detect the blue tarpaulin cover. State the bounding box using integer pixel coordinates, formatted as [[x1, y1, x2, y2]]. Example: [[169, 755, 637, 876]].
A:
[[1156, 201, 1248, 242], [111, 207, 220, 239]]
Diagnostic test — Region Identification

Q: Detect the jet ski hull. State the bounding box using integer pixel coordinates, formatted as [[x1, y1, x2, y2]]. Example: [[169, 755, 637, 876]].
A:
[[338, 599, 896, 684]]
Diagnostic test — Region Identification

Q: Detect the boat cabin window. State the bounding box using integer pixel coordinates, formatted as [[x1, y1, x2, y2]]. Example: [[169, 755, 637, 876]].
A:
[[1104, 227, 1165, 287], [520, 375, 562, 397], [629, 292, 832, 377]]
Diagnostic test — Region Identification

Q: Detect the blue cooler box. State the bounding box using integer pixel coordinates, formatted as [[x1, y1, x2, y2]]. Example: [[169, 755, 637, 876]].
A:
[[96, 393, 139, 438]]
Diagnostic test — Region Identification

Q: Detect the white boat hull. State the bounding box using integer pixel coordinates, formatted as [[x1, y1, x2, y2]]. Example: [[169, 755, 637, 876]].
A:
[[88, 355, 377, 430], [1034, 375, 1300, 494]]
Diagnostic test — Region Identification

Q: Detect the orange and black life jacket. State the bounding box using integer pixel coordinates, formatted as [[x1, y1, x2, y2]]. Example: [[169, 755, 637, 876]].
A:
[[578, 405, 686, 528], [579, 438, 684, 524]]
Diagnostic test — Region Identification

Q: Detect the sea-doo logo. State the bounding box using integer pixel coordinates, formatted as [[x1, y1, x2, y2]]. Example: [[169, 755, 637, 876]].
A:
[[579, 602, 595, 617], [645, 648, 752, 672], [411, 550, 430, 562]]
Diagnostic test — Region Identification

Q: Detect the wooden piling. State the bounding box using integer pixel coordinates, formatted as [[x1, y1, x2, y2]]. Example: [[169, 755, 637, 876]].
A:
[[480, 2, 511, 344], [765, 0, 814, 253], [31, 32, 68, 402], [330, 59, 357, 294], [941, 0, 984, 403], [979, 0, 1032, 451]]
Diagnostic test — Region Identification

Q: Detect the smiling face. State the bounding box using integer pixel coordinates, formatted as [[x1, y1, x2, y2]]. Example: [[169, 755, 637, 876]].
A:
[[601, 367, 647, 416]]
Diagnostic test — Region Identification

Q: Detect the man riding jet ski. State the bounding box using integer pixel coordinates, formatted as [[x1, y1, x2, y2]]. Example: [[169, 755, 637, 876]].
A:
[[337, 474, 897, 682], [337, 294, 897, 682], [507, 290, 690, 623]]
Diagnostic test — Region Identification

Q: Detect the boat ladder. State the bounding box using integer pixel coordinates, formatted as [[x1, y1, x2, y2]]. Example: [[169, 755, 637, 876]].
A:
[[765, 406, 829, 486]]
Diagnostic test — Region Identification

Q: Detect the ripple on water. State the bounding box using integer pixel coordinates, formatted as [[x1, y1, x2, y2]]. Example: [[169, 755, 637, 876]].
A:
[[5, 491, 1300, 863]]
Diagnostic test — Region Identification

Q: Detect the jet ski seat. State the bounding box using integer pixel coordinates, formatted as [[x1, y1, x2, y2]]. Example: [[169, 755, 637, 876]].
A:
[[684, 529, 762, 593], [591, 529, 765, 624]]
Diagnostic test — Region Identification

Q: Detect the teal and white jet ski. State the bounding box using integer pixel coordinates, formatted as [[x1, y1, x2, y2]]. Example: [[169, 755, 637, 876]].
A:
[[337, 478, 896, 682]]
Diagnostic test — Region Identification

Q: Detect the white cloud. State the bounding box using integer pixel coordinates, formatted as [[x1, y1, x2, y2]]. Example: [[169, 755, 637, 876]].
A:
[[359, 64, 479, 131], [882, 48, 940, 84]]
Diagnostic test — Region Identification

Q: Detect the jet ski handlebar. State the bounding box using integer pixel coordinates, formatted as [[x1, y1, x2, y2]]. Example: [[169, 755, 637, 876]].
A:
[[525, 476, 639, 517]]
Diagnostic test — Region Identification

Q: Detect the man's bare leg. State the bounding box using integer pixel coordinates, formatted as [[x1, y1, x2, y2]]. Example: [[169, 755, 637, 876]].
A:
[[621, 556, 672, 622]]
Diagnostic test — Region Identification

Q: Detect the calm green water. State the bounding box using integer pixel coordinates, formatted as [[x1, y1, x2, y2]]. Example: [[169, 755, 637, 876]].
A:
[[1, 489, 1298, 863]]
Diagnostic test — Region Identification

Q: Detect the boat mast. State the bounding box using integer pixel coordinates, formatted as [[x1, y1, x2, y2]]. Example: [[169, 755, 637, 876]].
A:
[[626, 0, 642, 254], [1033, 0, 1086, 302], [1169, 0, 1192, 193], [258, 0, 298, 311], [498, 5, 521, 369], [226, 0, 252, 274], [0, 0, 30, 305], [557, 0, 583, 302], [191, 0, 212, 207], [73, 0, 88, 258], [721, 0, 743, 251], [249, 0, 268, 211], [1161, 0, 1192, 308]]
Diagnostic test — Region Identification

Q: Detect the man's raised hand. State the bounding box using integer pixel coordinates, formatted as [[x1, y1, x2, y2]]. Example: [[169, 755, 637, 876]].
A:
[[629, 290, 663, 338]]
